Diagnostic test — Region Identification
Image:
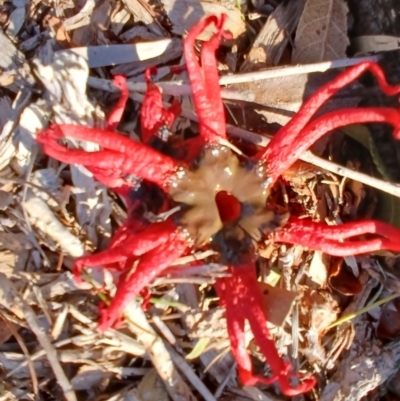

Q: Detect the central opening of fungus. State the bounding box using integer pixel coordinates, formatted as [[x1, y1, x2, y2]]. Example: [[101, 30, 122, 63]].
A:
[[215, 190, 241, 222]]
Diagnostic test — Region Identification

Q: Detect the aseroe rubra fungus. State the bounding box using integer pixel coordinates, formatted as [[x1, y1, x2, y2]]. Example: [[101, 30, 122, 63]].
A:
[[37, 14, 400, 396]]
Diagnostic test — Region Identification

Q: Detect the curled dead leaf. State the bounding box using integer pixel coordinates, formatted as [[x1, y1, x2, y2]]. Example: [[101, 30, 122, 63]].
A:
[[329, 258, 362, 296]]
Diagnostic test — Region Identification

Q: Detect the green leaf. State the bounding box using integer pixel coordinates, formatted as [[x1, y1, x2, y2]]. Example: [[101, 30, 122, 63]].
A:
[[186, 337, 211, 360]]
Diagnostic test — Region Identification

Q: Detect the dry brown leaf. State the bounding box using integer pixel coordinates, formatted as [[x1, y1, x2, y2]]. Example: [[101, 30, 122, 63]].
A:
[[71, 366, 112, 391], [122, 0, 165, 36], [0, 73, 15, 87], [0, 315, 14, 344], [258, 282, 297, 327], [292, 0, 349, 63], [0, 232, 32, 252], [176, 284, 235, 386], [0, 189, 13, 210], [307, 251, 329, 287], [162, 0, 246, 40], [138, 369, 169, 401], [329, 259, 362, 296], [34, 51, 113, 247], [241, 0, 306, 71], [0, 249, 30, 275], [44, 15, 70, 46], [72, 0, 113, 46], [110, 6, 131, 36]]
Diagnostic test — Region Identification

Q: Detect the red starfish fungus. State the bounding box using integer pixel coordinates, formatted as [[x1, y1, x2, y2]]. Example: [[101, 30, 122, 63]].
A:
[[37, 14, 400, 396]]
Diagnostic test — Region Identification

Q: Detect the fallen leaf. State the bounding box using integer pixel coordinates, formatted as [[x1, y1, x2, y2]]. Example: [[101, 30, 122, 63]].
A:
[[307, 251, 329, 287], [241, 0, 305, 71], [0, 315, 14, 344], [138, 369, 169, 401], [258, 282, 297, 327], [0, 190, 13, 210], [122, 0, 165, 36], [72, 0, 113, 46], [389, 368, 400, 398], [185, 337, 211, 360], [65, 39, 174, 68], [292, 0, 350, 63], [162, 0, 246, 40], [71, 366, 112, 391], [329, 258, 362, 296], [44, 15, 70, 46], [0, 232, 32, 252]]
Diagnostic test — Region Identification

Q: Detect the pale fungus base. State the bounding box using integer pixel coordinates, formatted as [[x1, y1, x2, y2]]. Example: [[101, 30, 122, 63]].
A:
[[169, 145, 289, 263]]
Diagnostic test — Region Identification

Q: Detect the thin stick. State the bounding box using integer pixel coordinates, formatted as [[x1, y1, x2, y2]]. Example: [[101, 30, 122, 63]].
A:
[[218, 55, 381, 85], [88, 55, 380, 97], [2, 314, 39, 395], [300, 151, 400, 198]]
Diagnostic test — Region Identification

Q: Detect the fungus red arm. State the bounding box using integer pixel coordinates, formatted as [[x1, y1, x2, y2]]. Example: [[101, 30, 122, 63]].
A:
[[73, 219, 180, 280], [273, 216, 400, 256], [106, 75, 129, 130], [37, 124, 181, 189], [257, 62, 400, 185], [216, 266, 316, 396], [98, 223, 189, 330], [141, 69, 181, 144], [183, 14, 230, 142]]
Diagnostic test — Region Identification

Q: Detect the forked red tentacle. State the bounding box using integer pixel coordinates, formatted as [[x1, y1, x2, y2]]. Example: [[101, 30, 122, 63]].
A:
[[38, 124, 181, 188], [184, 14, 229, 142], [107, 75, 130, 130], [73, 219, 180, 281], [257, 61, 400, 184], [141, 69, 181, 144], [273, 216, 400, 256], [98, 225, 189, 330], [216, 266, 316, 396], [263, 107, 400, 184]]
